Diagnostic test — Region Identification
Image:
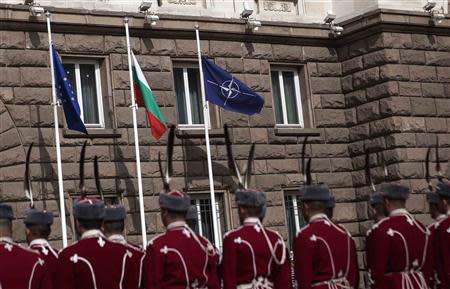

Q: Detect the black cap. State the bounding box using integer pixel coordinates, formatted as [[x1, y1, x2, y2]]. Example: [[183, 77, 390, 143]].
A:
[[73, 198, 105, 220], [426, 191, 440, 204], [0, 203, 14, 220], [185, 205, 197, 221], [104, 205, 126, 222], [379, 183, 410, 200], [436, 182, 450, 198], [24, 208, 53, 225], [299, 184, 331, 202], [369, 193, 384, 207], [325, 196, 336, 209], [159, 191, 191, 212], [235, 189, 266, 208]]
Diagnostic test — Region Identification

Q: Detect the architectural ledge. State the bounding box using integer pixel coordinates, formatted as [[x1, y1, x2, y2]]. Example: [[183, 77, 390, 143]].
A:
[[63, 128, 122, 138], [1, 4, 449, 46]]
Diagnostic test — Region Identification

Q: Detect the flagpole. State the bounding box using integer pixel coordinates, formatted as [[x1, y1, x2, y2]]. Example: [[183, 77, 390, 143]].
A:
[[195, 25, 221, 250], [124, 17, 147, 247], [46, 11, 68, 248]]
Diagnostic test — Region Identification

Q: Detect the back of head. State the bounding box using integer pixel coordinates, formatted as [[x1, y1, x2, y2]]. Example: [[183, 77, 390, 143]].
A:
[[235, 189, 266, 223], [73, 198, 105, 233], [0, 203, 14, 238], [103, 204, 126, 235]]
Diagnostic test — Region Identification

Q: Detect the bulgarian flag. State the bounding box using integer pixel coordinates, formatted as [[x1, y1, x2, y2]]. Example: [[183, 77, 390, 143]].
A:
[[132, 52, 167, 140]]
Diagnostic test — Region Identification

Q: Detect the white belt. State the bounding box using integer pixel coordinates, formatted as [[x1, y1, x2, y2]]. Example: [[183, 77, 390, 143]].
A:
[[385, 270, 428, 289], [312, 277, 353, 289], [237, 277, 274, 289]]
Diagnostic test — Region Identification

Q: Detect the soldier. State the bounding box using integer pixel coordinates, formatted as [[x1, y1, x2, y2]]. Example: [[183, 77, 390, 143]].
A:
[[23, 143, 59, 288], [57, 142, 134, 289], [103, 203, 145, 289], [293, 183, 358, 289], [185, 205, 198, 231], [434, 181, 450, 289], [365, 183, 433, 289], [92, 155, 145, 289], [325, 196, 335, 220], [221, 125, 292, 289], [143, 125, 220, 289], [368, 193, 386, 223], [0, 203, 52, 289]]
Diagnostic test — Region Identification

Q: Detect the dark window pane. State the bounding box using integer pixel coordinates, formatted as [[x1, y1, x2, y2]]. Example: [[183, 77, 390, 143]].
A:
[[79, 64, 100, 124], [284, 195, 296, 250], [271, 71, 284, 124], [282, 71, 299, 124], [62, 64, 77, 99], [174, 68, 188, 124], [190, 195, 225, 245], [187, 68, 204, 124]]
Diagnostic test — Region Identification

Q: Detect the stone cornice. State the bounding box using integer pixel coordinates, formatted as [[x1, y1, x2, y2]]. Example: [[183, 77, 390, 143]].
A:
[[0, 4, 449, 47]]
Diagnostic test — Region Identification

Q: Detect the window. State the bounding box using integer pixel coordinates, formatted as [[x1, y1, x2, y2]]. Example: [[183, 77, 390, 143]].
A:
[[284, 192, 307, 250], [190, 194, 226, 248], [173, 66, 205, 127], [63, 60, 105, 128], [271, 68, 304, 127]]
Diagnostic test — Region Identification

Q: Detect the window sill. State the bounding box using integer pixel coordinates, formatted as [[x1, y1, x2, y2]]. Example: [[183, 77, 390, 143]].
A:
[[63, 128, 122, 138], [176, 128, 225, 139], [274, 127, 321, 137]]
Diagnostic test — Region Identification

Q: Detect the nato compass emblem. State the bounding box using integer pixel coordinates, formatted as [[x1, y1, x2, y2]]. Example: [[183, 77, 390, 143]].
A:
[[207, 78, 254, 105]]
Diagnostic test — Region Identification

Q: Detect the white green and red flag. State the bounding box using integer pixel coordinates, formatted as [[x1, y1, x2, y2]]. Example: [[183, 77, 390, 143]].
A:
[[132, 52, 167, 140]]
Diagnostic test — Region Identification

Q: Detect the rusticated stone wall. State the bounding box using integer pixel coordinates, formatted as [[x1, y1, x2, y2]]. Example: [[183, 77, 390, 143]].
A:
[[0, 8, 449, 281]]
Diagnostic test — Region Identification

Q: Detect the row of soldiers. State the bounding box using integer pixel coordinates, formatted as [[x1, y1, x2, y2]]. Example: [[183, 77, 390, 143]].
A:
[[1, 127, 449, 289]]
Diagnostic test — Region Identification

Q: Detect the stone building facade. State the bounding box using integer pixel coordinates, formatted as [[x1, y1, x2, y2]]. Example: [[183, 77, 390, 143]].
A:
[[1, 2, 450, 278]]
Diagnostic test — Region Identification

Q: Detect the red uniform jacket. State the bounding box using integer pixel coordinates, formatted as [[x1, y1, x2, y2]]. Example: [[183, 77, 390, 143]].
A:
[[427, 215, 447, 289], [293, 214, 358, 289], [143, 221, 220, 289], [0, 237, 52, 289], [108, 234, 146, 289], [29, 239, 59, 288], [221, 217, 293, 289], [57, 230, 134, 289], [434, 213, 450, 289], [365, 209, 433, 289]]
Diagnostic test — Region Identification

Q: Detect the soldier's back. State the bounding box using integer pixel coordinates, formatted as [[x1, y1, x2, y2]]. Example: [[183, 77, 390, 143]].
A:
[[0, 239, 51, 289], [30, 239, 59, 287], [144, 225, 219, 289], [294, 215, 357, 289], [434, 215, 450, 289], [367, 210, 432, 289], [57, 234, 133, 289], [222, 219, 292, 289]]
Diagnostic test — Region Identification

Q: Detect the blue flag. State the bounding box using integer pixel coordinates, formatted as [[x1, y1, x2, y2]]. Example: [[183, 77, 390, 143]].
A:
[[52, 46, 87, 134], [202, 57, 264, 115]]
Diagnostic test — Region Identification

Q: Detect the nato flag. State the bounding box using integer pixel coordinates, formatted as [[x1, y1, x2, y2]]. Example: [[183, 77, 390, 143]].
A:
[[52, 46, 87, 134], [202, 57, 264, 115]]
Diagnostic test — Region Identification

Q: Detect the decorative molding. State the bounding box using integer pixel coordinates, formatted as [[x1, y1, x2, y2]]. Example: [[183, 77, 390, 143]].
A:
[[167, 0, 197, 5], [262, 0, 294, 12]]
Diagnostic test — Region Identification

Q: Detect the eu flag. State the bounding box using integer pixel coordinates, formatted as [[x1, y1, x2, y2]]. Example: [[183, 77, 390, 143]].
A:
[[52, 46, 88, 134], [202, 57, 264, 115]]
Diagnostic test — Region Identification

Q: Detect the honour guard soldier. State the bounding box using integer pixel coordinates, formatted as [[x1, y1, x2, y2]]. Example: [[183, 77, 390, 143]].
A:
[[434, 181, 450, 289], [221, 125, 292, 289], [92, 155, 145, 289], [365, 182, 433, 289], [294, 139, 358, 289], [57, 143, 134, 289], [185, 205, 198, 231], [23, 144, 59, 288], [0, 203, 52, 289], [143, 126, 220, 289], [293, 182, 358, 288]]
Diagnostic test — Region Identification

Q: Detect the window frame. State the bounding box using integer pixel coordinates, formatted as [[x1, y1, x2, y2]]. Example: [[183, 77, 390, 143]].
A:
[[63, 59, 105, 129], [283, 189, 307, 250], [270, 66, 306, 128], [189, 191, 226, 248], [173, 62, 212, 130]]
